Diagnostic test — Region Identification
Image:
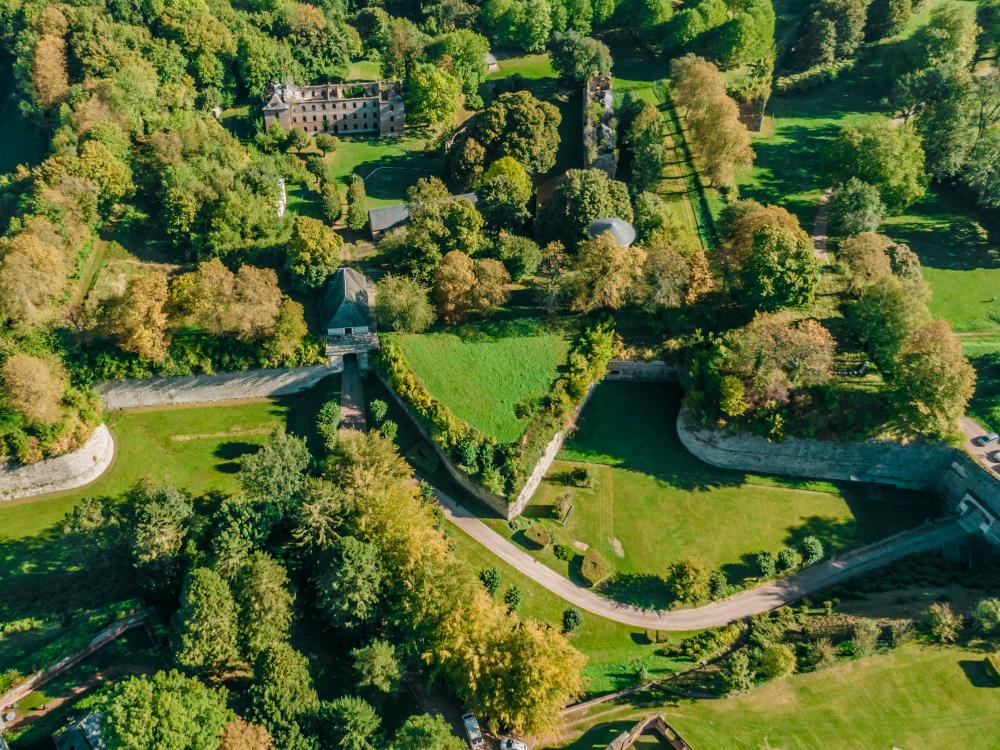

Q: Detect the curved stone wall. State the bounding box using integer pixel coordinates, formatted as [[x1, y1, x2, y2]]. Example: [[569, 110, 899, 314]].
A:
[[676, 406, 957, 490], [0, 424, 115, 501]]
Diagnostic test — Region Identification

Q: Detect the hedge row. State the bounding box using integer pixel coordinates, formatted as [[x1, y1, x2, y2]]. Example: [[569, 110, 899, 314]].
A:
[[775, 61, 856, 95]]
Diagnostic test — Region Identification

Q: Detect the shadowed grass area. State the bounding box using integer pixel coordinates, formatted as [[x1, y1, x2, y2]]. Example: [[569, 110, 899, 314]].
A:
[[480, 382, 939, 605], [390, 317, 571, 442]]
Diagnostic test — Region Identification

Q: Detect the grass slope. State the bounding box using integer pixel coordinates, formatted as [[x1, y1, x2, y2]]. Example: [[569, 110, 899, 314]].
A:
[[485, 383, 939, 605], [670, 645, 1000, 750], [327, 136, 444, 209], [391, 321, 570, 443]]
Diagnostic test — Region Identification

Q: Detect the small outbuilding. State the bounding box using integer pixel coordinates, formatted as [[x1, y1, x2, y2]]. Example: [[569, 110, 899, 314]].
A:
[[588, 216, 636, 247], [323, 267, 371, 337], [485, 52, 499, 72], [368, 193, 479, 241], [53, 712, 105, 750]]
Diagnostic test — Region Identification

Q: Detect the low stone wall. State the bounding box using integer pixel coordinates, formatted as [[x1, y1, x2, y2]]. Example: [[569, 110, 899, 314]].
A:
[[98, 365, 332, 410], [606, 359, 678, 382], [938, 456, 1000, 544], [676, 406, 957, 490], [0, 424, 115, 502], [506, 385, 596, 518]]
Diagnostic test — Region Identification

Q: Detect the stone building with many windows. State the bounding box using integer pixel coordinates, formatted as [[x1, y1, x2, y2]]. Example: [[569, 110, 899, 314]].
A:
[[262, 80, 404, 137]]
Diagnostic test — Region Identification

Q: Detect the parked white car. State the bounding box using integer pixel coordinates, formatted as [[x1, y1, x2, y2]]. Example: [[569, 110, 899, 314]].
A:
[[500, 739, 529, 750]]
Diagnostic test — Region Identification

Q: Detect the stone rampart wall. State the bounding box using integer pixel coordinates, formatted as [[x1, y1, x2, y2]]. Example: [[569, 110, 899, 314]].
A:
[[676, 406, 957, 490], [98, 366, 332, 410], [0, 424, 115, 502], [605, 360, 678, 382]]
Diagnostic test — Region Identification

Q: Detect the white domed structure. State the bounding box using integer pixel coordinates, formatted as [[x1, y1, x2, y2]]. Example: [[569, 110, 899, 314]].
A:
[[588, 216, 636, 247]]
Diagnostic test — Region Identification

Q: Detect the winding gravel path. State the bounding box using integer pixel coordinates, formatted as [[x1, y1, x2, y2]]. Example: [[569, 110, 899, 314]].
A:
[[435, 487, 966, 630]]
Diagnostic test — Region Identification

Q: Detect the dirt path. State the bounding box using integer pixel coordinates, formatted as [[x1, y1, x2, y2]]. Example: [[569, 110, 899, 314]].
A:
[[435, 486, 965, 630], [5, 664, 151, 731], [812, 188, 833, 263]]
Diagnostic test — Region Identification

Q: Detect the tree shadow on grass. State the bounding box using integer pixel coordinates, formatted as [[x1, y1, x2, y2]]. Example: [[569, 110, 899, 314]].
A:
[[958, 659, 997, 688], [214, 441, 258, 473], [599, 572, 673, 610]]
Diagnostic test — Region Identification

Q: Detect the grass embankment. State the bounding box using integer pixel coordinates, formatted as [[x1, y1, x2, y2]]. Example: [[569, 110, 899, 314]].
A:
[[390, 314, 570, 443], [481, 382, 939, 606], [549, 645, 1000, 749]]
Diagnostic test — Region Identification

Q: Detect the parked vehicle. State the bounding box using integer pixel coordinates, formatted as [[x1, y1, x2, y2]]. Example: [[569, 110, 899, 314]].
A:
[[500, 739, 529, 750], [462, 713, 485, 750], [978, 432, 999, 447]]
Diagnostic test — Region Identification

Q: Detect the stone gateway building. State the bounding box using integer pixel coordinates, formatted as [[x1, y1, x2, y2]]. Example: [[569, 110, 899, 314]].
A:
[[262, 80, 404, 137]]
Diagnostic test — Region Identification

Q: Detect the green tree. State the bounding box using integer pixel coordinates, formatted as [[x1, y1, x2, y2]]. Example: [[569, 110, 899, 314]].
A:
[[503, 584, 524, 612], [172, 567, 240, 676], [563, 232, 647, 312], [233, 552, 294, 661], [562, 607, 583, 634], [479, 157, 533, 229], [405, 62, 462, 134], [665, 558, 712, 605], [479, 567, 502, 595], [391, 714, 464, 750], [538, 168, 633, 247], [739, 225, 818, 311], [101, 670, 231, 750], [315, 134, 339, 154], [892, 319, 976, 439], [432, 29, 490, 106], [495, 233, 542, 280], [828, 118, 927, 212], [550, 31, 612, 86], [829, 178, 886, 236], [286, 215, 342, 288], [248, 643, 319, 742], [260, 298, 309, 366], [846, 275, 929, 371], [313, 696, 381, 750], [375, 275, 435, 333], [128, 480, 194, 596], [754, 643, 796, 680], [352, 640, 401, 694], [799, 536, 824, 565], [317, 536, 385, 630], [457, 90, 562, 175], [972, 598, 1000, 633], [239, 429, 310, 512], [346, 175, 368, 231], [723, 650, 754, 693], [754, 551, 777, 579], [777, 546, 802, 572]]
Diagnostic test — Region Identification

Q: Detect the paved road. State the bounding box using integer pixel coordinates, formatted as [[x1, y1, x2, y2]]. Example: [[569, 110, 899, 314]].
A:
[[961, 416, 1000, 478], [435, 488, 966, 630], [339, 356, 367, 432]]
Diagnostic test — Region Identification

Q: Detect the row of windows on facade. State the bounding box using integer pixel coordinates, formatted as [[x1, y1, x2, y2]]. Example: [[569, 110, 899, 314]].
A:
[[304, 100, 374, 111], [292, 113, 395, 123]]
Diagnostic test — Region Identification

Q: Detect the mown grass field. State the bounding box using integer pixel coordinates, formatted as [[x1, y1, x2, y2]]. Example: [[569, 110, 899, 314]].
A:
[[549, 645, 1000, 749], [483, 382, 939, 605], [390, 317, 570, 443]]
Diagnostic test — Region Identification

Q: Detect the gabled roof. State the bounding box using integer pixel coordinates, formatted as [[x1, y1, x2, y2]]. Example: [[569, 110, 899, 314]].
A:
[[589, 216, 636, 247], [323, 267, 370, 330], [368, 193, 479, 234]]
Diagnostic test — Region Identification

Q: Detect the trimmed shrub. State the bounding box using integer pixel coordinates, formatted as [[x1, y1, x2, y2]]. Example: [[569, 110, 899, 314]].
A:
[[524, 523, 552, 549], [370, 399, 388, 424], [479, 567, 501, 596], [562, 608, 583, 634], [580, 548, 611, 586], [553, 544, 572, 561]]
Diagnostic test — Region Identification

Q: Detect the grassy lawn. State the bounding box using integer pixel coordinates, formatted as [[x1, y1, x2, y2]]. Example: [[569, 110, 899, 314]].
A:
[[882, 185, 1000, 335], [481, 382, 939, 606], [551, 645, 1000, 749], [670, 645, 1000, 749], [389, 313, 571, 443], [327, 137, 444, 208], [346, 59, 382, 80], [486, 53, 556, 80]]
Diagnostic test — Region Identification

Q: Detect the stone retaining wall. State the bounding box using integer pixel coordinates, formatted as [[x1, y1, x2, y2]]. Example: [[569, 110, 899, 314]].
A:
[[0, 424, 115, 502], [605, 359, 678, 382], [676, 406, 956, 490], [98, 365, 332, 410]]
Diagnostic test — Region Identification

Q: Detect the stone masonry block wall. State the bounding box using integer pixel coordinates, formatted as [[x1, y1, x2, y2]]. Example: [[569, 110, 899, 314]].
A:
[[605, 359, 678, 382], [98, 366, 332, 410], [0, 424, 115, 502], [676, 406, 957, 490]]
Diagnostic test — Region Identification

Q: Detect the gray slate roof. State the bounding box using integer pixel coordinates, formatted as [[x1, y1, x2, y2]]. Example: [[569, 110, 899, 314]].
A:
[[368, 193, 479, 234], [588, 216, 636, 247], [323, 267, 370, 330]]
